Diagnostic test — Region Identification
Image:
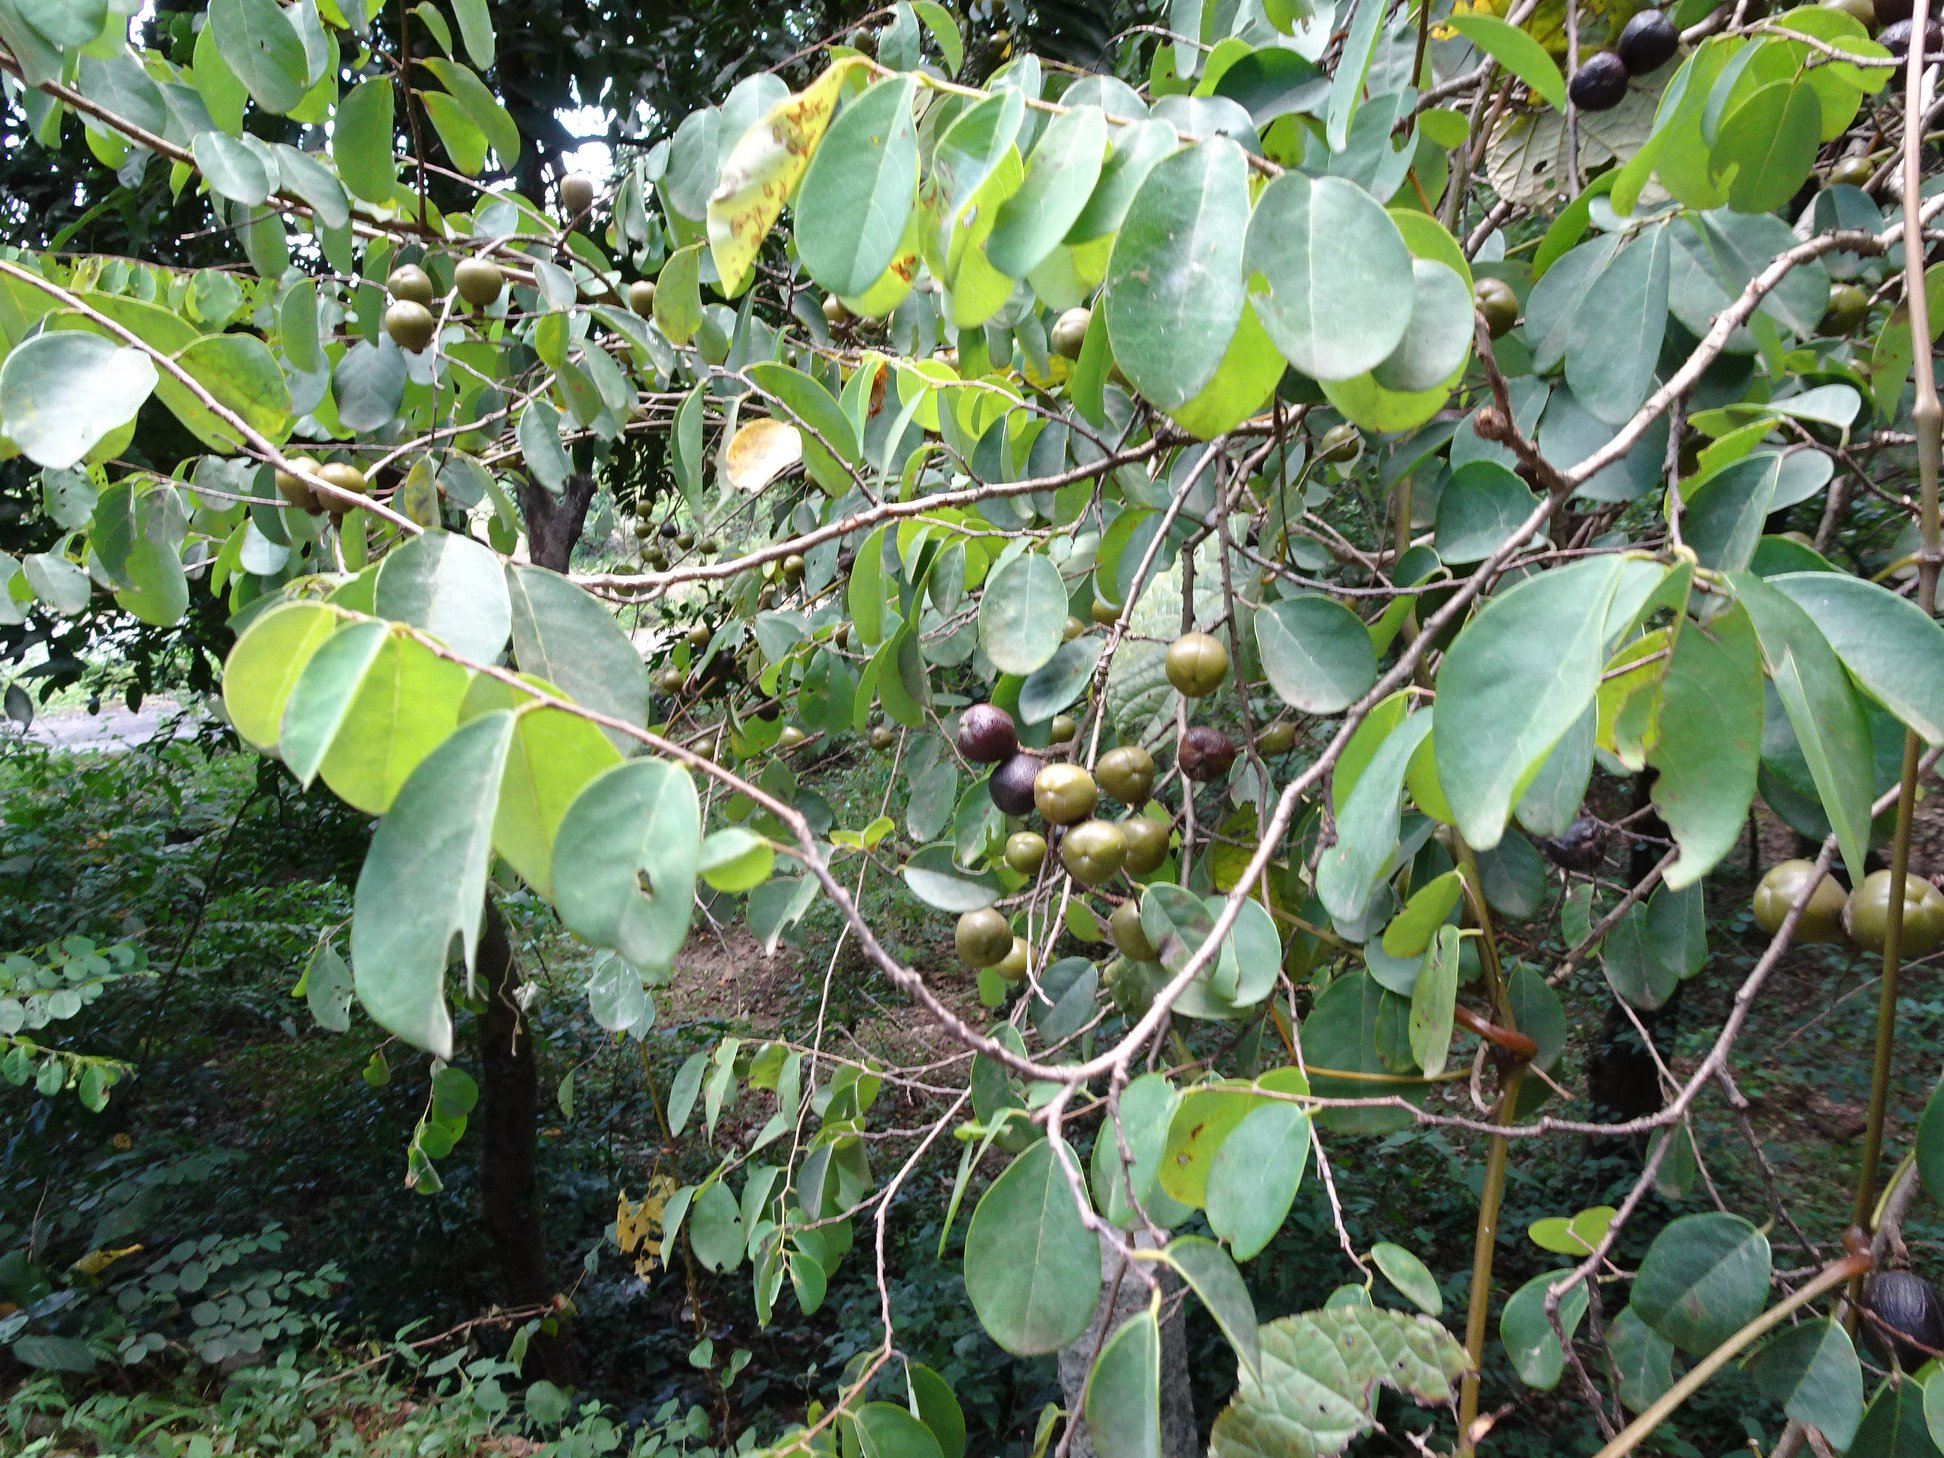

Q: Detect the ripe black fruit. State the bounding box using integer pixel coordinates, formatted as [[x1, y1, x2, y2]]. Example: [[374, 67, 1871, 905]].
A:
[[958, 704, 1019, 764], [1880, 17, 1943, 76], [1616, 9, 1678, 73], [1178, 726, 1236, 782], [989, 754, 1041, 816], [1569, 53, 1630, 111], [1537, 815, 1607, 871], [1863, 1271, 1944, 1368]]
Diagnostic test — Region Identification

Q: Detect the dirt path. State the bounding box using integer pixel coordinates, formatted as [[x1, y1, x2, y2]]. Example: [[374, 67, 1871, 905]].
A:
[[6, 700, 203, 754]]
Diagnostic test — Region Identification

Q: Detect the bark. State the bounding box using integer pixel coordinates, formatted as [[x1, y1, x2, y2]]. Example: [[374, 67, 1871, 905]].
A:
[[1057, 1234, 1197, 1458], [516, 470, 597, 574], [477, 899, 577, 1384]]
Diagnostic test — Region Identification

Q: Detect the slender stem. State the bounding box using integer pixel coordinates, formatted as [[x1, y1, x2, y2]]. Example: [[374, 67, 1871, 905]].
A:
[[1591, 1254, 1873, 1458]]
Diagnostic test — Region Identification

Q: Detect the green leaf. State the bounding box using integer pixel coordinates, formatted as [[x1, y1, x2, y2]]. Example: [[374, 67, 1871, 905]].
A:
[[1435, 461, 1539, 565], [1499, 1270, 1587, 1390], [222, 602, 340, 750], [506, 565, 648, 742], [795, 77, 920, 299], [1771, 572, 1944, 747], [1091, 1073, 1184, 1229], [193, 131, 274, 206], [1371, 1243, 1442, 1316], [1382, 872, 1463, 958], [1244, 173, 1414, 383], [1407, 924, 1460, 1078], [1104, 138, 1251, 411], [1608, 1306, 1675, 1414], [1255, 595, 1376, 715], [1019, 639, 1101, 724], [1567, 225, 1669, 427], [1445, 14, 1568, 111], [471, 688, 621, 900], [1715, 80, 1821, 215], [334, 77, 397, 204], [1205, 1099, 1310, 1262], [855, 1402, 944, 1458], [1630, 1212, 1771, 1355], [418, 60, 520, 167], [979, 551, 1067, 676], [552, 758, 701, 975], [988, 104, 1108, 279], [1303, 970, 1426, 1135], [1648, 603, 1763, 888], [1433, 556, 1630, 851], [1317, 712, 1433, 924], [963, 1139, 1101, 1356], [450, 0, 494, 68], [1370, 259, 1473, 395], [689, 1181, 745, 1272], [210, 0, 308, 115], [1859, 1375, 1941, 1456], [373, 530, 511, 665], [0, 333, 157, 471], [1157, 1236, 1261, 1377], [904, 1365, 964, 1458], [1084, 1307, 1160, 1458], [349, 710, 515, 1059], [1748, 1318, 1863, 1451], [1208, 1307, 1467, 1458]]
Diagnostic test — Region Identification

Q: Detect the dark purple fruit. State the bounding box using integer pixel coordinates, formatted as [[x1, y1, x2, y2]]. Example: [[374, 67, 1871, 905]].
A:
[[1569, 52, 1630, 111], [1879, 0, 1914, 28], [989, 754, 1040, 816], [1537, 816, 1608, 872], [958, 704, 1018, 764], [1881, 17, 1944, 76], [1863, 1271, 1944, 1368], [1178, 726, 1237, 782], [1616, 9, 1678, 73]]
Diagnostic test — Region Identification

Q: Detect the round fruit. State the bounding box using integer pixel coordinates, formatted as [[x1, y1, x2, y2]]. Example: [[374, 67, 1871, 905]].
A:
[[1091, 597, 1122, 626], [1034, 763, 1098, 825], [1179, 726, 1237, 782], [1097, 745, 1156, 805], [1257, 721, 1297, 756], [1568, 52, 1630, 111], [1824, 0, 1879, 29], [1616, 8, 1679, 73], [1060, 819, 1127, 887], [686, 623, 712, 650], [1120, 817, 1169, 876], [1752, 859, 1849, 943], [675, 530, 695, 550], [782, 554, 806, 584], [455, 257, 505, 308], [1316, 422, 1361, 464], [1880, 16, 1942, 73], [1879, 0, 1914, 26], [1109, 900, 1158, 961], [1474, 277, 1519, 339], [958, 704, 1019, 764], [870, 724, 896, 752], [1844, 870, 1944, 955], [660, 520, 679, 539], [1048, 714, 1078, 745], [275, 456, 320, 512], [384, 300, 437, 353], [386, 263, 434, 306], [956, 908, 1014, 969], [1166, 632, 1230, 697], [315, 462, 369, 514], [699, 538, 719, 555], [656, 666, 684, 694], [822, 294, 850, 326], [633, 519, 654, 539], [1822, 283, 1871, 337], [1863, 1271, 1944, 1368], [560, 172, 596, 216], [995, 936, 1031, 982], [990, 754, 1043, 816], [776, 725, 806, 750], [629, 280, 657, 315], [1537, 816, 1607, 872], [1063, 616, 1085, 642], [1826, 152, 1876, 188], [1051, 306, 1091, 360], [1004, 831, 1048, 874]]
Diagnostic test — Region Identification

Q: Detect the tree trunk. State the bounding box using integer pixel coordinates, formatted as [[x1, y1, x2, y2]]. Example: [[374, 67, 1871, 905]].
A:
[[516, 471, 597, 574], [1057, 1234, 1197, 1458], [477, 901, 578, 1384]]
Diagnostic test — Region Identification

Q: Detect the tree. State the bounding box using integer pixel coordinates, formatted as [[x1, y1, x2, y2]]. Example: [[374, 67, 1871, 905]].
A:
[[2, 0, 1942, 1454]]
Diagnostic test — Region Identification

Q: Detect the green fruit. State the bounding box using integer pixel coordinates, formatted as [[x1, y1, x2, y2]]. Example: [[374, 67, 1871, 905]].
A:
[[1823, 0, 1878, 31], [1826, 154, 1877, 190], [782, 554, 806, 584], [676, 531, 696, 550], [1753, 860, 1848, 943], [275, 456, 320, 512], [316, 462, 369, 515], [1033, 763, 1097, 825], [956, 908, 1014, 968], [1257, 721, 1297, 756], [1060, 819, 1127, 887], [1097, 745, 1155, 805], [822, 294, 851, 326], [686, 623, 712, 650], [1821, 282, 1870, 337], [994, 936, 1031, 982], [870, 725, 896, 752], [385, 263, 434, 306], [1120, 817, 1169, 876], [1844, 871, 1944, 955], [1047, 714, 1078, 745], [1474, 277, 1519, 339], [560, 172, 597, 217], [455, 257, 505, 307], [629, 279, 657, 315], [1004, 831, 1048, 874], [656, 666, 684, 694], [1316, 422, 1361, 464], [775, 725, 807, 751], [384, 300, 437, 352], [1090, 596, 1121, 626], [633, 519, 654, 539], [1109, 899, 1157, 961], [1063, 616, 1085, 642], [1051, 306, 1091, 360], [1165, 632, 1229, 697]]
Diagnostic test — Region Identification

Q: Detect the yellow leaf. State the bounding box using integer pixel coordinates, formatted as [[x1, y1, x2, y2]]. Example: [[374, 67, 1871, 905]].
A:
[[69, 1243, 143, 1277], [707, 61, 854, 298], [726, 417, 803, 492]]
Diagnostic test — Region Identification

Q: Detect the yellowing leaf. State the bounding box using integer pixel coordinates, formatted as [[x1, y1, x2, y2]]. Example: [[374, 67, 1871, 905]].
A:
[[726, 417, 803, 492], [707, 62, 853, 298], [69, 1244, 143, 1277]]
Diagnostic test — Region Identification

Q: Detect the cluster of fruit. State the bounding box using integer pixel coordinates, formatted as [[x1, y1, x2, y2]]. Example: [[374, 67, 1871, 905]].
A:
[[1567, 8, 1680, 112], [951, 631, 1295, 982], [1753, 860, 1944, 955]]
